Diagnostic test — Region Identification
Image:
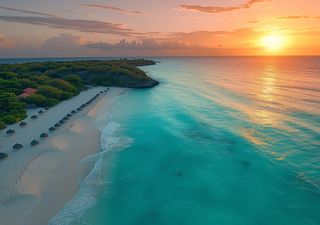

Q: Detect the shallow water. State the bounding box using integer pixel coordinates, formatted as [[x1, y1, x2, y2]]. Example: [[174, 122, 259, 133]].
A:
[[51, 57, 319, 225]]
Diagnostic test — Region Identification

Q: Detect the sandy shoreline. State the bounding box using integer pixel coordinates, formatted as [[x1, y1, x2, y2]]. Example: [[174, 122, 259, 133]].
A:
[[0, 87, 126, 225]]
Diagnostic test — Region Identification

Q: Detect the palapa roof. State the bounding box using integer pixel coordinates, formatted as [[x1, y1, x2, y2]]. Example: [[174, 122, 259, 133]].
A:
[[18, 88, 37, 98]]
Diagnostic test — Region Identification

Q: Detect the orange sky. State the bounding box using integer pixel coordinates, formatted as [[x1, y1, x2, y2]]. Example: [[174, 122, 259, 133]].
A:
[[0, 0, 319, 57]]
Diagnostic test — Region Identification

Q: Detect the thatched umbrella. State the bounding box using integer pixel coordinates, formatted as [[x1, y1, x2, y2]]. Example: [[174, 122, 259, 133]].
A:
[[44, 107, 50, 110], [0, 152, 8, 160], [31, 115, 38, 120], [67, 113, 72, 117], [100, 91, 103, 93], [54, 123, 60, 128], [63, 117, 68, 121], [13, 143, 23, 150], [77, 108, 81, 111], [71, 110, 76, 114], [30, 140, 39, 146], [59, 120, 65, 124], [49, 127, 56, 132], [19, 121, 27, 127], [40, 133, 48, 138], [38, 110, 44, 114], [6, 129, 16, 135]]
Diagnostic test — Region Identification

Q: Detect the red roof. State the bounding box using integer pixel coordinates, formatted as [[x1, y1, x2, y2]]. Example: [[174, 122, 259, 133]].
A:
[[18, 88, 37, 98]]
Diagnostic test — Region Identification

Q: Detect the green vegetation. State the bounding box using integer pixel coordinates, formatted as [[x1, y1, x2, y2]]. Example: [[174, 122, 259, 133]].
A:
[[0, 59, 158, 129]]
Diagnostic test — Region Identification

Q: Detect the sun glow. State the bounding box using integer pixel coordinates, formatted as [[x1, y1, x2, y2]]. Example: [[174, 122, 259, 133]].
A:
[[261, 35, 286, 52]]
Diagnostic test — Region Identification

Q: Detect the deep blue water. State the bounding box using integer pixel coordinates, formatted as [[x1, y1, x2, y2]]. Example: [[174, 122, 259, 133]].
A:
[[6, 57, 319, 225]]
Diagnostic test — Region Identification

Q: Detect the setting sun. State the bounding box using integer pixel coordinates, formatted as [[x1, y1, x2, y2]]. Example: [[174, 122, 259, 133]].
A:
[[261, 35, 286, 52]]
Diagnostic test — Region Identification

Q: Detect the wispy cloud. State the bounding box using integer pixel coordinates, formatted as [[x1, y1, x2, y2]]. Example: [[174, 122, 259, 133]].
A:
[[80, 3, 144, 15], [179, 0, 271, 14], [0, 6, 56, 17], [0, 16, 141, 36], [276, 15, 320, 20]]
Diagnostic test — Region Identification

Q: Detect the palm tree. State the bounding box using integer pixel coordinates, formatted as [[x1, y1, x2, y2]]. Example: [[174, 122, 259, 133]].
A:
[[0, 152, 8, 160], [6, 129, 15, 135], [30, 140, 39, 146], [19, 121, 27, 127], [40, 133, 48, 138], [13, 143, 23, 150]]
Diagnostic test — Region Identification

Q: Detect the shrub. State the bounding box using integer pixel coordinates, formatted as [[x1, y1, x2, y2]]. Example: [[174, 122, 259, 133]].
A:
[[23, 94, 59, 107], [0, 121, 6, 130], [2, 115, 17, 124], [23, 94, 47, 106], [37, 85, 63, 99], [0, 71, 17, 80], [60, 91, 74, 100], [46, 79, 77, 92], [63, 75, 83, 88]]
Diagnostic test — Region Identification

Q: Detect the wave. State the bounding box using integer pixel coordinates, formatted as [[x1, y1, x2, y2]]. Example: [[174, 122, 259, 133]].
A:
[[48, 120, 133, 225]]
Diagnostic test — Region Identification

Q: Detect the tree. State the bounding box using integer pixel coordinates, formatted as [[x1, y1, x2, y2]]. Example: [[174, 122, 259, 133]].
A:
[[0, 92, 26, 115], [2, 115, 17, 124], [46, 79, 77, 92], [0, 71, 17, 80], [23, 94, 47, 106], [19, 79, 37, 89], [37, 85, 63, 99], [0, 91, 27, 124], [63, 75, 83, 88]]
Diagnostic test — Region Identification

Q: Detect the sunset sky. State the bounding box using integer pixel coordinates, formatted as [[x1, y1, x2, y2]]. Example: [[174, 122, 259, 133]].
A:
[[0, 0, 319, 57]]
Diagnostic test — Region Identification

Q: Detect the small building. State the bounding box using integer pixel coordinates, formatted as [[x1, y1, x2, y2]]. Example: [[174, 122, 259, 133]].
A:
[[18, 88, 37, 98]]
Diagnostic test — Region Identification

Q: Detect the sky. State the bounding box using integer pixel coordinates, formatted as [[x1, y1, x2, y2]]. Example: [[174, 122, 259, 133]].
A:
[[0, 0, 319, 57]]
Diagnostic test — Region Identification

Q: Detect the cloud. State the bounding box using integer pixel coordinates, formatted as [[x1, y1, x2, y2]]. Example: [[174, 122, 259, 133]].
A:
[[86, 39, 206, 50], [0, 16, 140, 36], [179, 0, 271, 14], [0, 33, 104, 58], [84, 38, 261, 56], [80, 4, 143, 15], [0, 6, 56, 17], [276, 15, 320, 20]]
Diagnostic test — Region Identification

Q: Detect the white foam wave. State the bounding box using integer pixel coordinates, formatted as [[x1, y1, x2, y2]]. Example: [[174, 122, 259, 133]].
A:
[[49, 120, 133, 225]]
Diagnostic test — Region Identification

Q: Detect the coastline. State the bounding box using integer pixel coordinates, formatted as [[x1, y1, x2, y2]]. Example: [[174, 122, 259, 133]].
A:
[[0, 87, 126, 225]]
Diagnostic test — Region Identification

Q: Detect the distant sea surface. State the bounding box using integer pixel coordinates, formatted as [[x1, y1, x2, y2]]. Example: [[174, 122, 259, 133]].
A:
[[2, 57, 319, 225]]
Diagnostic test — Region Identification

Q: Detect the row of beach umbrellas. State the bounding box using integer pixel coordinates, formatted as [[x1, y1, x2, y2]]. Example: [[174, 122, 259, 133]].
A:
[[7, 90, 108, 152]]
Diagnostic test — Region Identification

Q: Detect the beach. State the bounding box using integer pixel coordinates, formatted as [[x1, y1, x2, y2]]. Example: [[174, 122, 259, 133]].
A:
[[0, 87, 126, 225]]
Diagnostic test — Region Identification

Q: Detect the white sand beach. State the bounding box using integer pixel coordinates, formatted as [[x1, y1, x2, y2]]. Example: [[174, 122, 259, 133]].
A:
[[0, 87, 126, 225]]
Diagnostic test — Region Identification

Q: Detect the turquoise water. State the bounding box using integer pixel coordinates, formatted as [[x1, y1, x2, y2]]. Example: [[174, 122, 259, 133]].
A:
[[51, 57, 320, 225]]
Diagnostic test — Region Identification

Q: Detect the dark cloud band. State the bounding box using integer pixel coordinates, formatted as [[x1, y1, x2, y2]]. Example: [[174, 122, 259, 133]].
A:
[[180, 0, 271, 14]]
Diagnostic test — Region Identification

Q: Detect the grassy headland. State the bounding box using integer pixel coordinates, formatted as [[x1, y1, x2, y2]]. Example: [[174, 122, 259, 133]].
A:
[[0, 59, 158, 129]]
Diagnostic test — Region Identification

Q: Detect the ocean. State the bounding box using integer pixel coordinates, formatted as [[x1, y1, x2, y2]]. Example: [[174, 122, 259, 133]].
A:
[[2, 57, 319, 225]]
